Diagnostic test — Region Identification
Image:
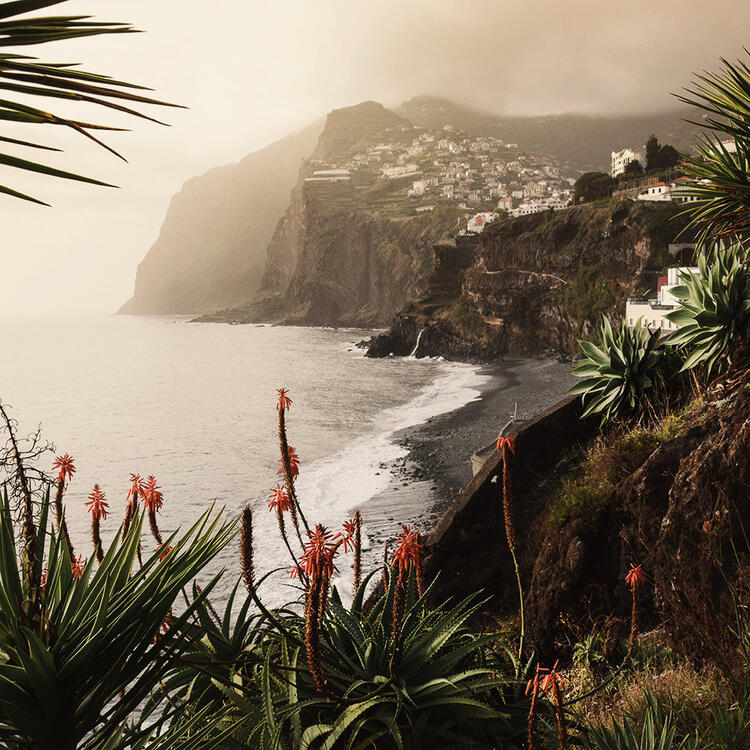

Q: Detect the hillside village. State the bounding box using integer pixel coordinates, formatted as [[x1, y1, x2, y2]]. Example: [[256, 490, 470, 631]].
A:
[[304, 123, 579, 231]]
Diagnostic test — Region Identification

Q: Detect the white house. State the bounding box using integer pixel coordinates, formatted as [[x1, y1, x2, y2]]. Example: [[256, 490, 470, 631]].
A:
[[408, 179, 427, 197], [637, 182, 671, 202], [670, 177, 698, 204], [466, 212, 499, 233], [611, 146, 646, 177], [625, 266, 700, 332]]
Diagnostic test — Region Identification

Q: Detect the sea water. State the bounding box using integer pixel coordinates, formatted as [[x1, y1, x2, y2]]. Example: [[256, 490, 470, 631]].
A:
[[0, 315, 487, 604]]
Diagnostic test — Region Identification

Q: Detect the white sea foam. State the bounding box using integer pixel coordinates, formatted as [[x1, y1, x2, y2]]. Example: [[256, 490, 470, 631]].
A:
[[295, 359, 489, 524]]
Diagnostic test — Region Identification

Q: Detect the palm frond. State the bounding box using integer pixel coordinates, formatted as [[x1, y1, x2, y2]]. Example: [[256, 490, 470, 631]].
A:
[[0, 0, 183, 205]]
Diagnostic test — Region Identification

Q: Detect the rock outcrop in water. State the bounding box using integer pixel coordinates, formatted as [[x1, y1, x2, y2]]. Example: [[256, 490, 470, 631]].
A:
[[367, 200, 693, 360]]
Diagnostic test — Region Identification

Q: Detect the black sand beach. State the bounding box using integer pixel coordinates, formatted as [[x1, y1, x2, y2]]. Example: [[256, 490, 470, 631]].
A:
[[357, 357, 577, 561]]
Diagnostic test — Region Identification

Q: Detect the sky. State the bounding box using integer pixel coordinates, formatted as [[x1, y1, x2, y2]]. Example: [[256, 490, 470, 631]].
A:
[[2, 0, 750, 315]]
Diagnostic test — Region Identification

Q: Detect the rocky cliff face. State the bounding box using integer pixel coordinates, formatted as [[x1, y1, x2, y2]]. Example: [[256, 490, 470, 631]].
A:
[[199, 102, 465, 327], [119, 122, 321, 314], [368, 200, 692, 361]]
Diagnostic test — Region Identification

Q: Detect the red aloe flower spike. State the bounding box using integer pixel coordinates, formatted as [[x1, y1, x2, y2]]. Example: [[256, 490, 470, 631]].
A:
[[122, 473, 145, 542], [541, 660, 568, 750], [277, 388, 293, 411], [127, 473, 146, 501], [158, 543, 173, 561], [300, 525, 339, 580], [268, 484, 293, 514], [626, 563, 646, 647], [495, 435, 516, 455], [277, 445, 300, 479], [526, 665, 542, 750], [142, 475, 164, 513], [276, 390, 310, 538], [625, 563, 646, 590], [86, 485, 108, 563], [53, 454, 76, 484], [86, 485, 109, 521], [71, 555, 86, 580], [335, 517, 358, 554], [51, 454, 75, 558], [392, 524, 424, 597], [142, 475, 164, 545]]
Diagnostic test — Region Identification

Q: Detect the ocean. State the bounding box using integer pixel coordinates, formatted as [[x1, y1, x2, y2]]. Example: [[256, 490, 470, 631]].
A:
[[0, 315, 488, 604]]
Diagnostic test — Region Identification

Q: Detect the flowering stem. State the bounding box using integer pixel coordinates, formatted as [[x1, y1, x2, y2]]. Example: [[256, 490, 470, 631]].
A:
[[91, 515, 103, 563], [502, 443, 525, 664], [630, 588, 639, 648], [278, 406, 310, 534], [553, 682, 568, 750], [54, 479, 75, 559], [148, 508, 163, 546], [353, 510, 362, 591], [527, 666, 540, 750], [277, 505, 306, 586], [305, 574, 327, 694], [241, 507, 255, 594]]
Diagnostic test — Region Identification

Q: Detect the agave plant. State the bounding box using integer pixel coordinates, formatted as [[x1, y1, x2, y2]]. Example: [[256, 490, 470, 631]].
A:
[[0, 0, 179, 205], [676, 53, 750, 242], [0, 483, 236, 749], [569, 317, 664, 425], [664, 243, 750, 375]]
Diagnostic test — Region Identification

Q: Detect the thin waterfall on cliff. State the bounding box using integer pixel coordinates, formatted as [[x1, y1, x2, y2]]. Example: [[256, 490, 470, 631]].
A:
[[409, 328, 425, 358]]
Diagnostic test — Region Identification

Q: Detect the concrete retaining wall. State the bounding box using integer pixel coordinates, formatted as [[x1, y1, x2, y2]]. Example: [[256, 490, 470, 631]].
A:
[[422, 394, 595, 604]]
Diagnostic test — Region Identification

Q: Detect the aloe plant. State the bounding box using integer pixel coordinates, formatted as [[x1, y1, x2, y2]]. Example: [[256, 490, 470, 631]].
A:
[[569, 317, 665, 425], [664, 243, 750, 376], [0, 484, 236, 749], [582, 694, 677, 750], [0, 0, 180, 205], [212, 569, 528, 749]]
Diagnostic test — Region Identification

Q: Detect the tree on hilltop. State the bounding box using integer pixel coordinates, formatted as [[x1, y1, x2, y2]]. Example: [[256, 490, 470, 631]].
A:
[[646, 134, 681, 171], [574, 171, 614, 204]]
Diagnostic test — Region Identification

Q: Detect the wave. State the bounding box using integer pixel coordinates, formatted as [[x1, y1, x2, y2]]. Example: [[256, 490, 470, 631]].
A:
[[294, 358, 490, 527]]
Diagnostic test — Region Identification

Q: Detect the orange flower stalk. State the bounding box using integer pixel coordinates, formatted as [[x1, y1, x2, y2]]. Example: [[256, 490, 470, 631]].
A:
[[626, 563, 646, 647], [496, 433, 525, 660], [86, 485, 108, 563], [300, 524, 341, 694], [158, 543, 173, 561], [341, 511, 362, 590], [276, 388, 309, 540], [495, 436, 516, 549], [268, 483, 293, 514], [525, 665, 542, 750], [541, 660, 568, 750], [390, 525, 424, 638], [392, 524, 424, 596], [277, 388, 293, 411], [241, 506, 255, 594], [51, 454, 76, 558], [142, 475, 164, 546], [71, 554, 86, 580], [123, 473, 145, 540]]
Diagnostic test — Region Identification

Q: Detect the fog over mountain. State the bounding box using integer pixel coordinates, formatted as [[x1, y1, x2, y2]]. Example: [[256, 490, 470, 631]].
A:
[[2, 0, 750, 315]]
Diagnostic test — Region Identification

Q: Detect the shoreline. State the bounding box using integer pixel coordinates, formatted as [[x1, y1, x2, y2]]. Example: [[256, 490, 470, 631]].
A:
[[355, 356, 577, 571]]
